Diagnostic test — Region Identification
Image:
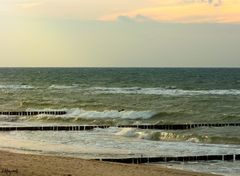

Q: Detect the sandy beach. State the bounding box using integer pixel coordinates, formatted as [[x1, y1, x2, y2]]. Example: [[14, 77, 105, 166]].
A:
[[0, 151, 219, 176]]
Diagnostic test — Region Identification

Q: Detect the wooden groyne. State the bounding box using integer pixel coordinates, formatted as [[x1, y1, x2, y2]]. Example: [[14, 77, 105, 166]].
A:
[[96, 154, 240, 164], [0, 125, 108, 131], [0, 111, 66, 116], [119, 123, 240, 130], [0, 111, 240, 130], [0, 123, 240, 131]]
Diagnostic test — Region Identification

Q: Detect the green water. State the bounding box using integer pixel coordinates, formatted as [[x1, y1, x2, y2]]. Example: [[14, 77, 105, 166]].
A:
[[0, 68, 239, 124], [0, 68, 239, 175]]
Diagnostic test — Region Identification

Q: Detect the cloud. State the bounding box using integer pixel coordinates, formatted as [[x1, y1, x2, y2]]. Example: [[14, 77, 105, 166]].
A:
[[101, 0, 240, 23], [1, 0, 239, 23], [183, 0, 222, 6], [0, 0, 154, 20], [117, 15, 153, 23]]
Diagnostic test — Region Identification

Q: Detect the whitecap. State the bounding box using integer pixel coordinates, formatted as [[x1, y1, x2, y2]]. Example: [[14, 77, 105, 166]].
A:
[[25, 108, 156, 120], [90, 87, 240, 96], [0, 84, 34, 89], [48, 85, 78, 89]]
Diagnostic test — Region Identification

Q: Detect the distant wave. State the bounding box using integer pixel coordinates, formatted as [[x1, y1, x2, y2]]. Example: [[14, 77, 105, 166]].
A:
[[90, 87, 240, 96], [2, 84, 239, 96], [25, 108, 156, 120], [0, 84, 34, 89], [48, 85, 79, 89]]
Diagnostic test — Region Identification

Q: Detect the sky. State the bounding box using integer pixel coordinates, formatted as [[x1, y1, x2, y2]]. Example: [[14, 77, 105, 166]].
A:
[[0, 0, 240, 67]]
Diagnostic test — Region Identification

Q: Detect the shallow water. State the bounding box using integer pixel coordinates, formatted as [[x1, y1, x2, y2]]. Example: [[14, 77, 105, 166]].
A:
[[0, 128, 239, 158], [0, 128, 239, 175], [157, 161, 240, 176]]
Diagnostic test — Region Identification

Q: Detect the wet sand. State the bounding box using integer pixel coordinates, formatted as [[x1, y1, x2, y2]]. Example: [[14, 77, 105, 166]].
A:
[[0, 151, 219, 176]]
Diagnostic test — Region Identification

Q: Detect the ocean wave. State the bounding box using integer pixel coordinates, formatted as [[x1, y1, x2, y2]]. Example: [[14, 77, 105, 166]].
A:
[[48, 85, 78, 89], [90, 87, 240, 96], [115, 128, 200, 141], [115, 128, 181, 141], [25, 108, 156, 120], [0, 84, 34, 89], [115, 128, 240, 144]]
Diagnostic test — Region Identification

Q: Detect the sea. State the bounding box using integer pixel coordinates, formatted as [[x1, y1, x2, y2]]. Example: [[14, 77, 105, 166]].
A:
[[0, 68, 239, 175]]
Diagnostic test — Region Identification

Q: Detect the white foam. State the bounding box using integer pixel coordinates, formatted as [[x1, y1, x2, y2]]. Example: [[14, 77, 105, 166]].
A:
[[48, 85, 78, 89], [115, 128, 138, 137], [187, 138, 200, 143], [115, 128, 159, 140], [68, 109, 155, 119], [0, 84, 34, 89], [26, 108, 156, 120], [115, 129, 200, 142], [90, 87, 240, 96]]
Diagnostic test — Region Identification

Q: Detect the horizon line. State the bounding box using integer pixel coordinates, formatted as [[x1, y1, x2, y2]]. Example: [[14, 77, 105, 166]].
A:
[[0, 66, 239, 69]]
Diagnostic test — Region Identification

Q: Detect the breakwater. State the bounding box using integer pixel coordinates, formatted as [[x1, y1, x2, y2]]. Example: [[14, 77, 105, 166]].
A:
[[0, 111, 239, 131], [0, 123, 240, 131], [96, 154, 240, 164], [0, 111, 66, 116]]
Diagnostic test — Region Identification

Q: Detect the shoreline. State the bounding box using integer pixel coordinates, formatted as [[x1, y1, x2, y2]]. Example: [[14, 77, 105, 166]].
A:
[[0, 150, 219, 176]]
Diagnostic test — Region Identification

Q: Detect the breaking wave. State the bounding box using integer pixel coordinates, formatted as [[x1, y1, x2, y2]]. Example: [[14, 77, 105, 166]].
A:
[[24, 108, 156, 120], [1, 84, 239, 96], [115, 128, 240, 145], [0, 84, 34, 89], [48, 85, 78, 89], [90, 87, 240, 96]]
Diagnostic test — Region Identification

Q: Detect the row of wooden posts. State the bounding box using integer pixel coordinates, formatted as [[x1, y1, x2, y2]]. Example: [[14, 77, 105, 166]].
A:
[[0, 111, 66, 116], [0, 123, 240, 131], [97, 154, 240, 164], [0, 111, 240, 130]]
